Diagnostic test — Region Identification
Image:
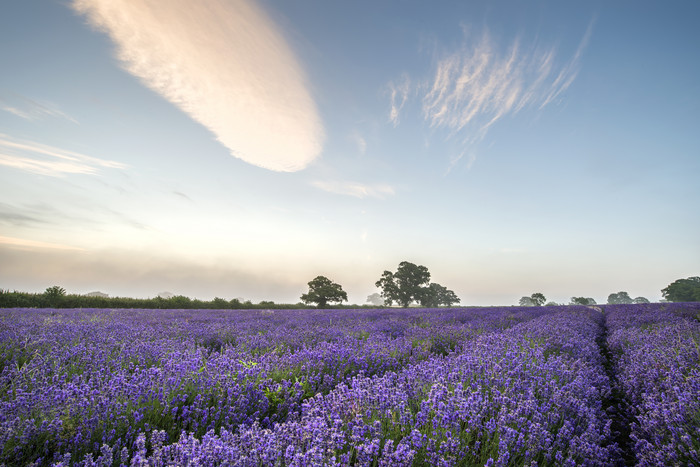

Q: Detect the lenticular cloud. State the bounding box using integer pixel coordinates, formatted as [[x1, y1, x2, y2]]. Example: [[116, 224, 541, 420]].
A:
[[72, 0, 324, 172]]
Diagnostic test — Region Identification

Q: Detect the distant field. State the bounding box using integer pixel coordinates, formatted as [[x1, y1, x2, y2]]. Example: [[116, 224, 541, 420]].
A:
[[1, 304, 699, 466]]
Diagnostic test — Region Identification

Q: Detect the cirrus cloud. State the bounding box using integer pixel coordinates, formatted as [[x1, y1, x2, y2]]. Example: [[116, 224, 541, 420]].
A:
[[72, 0, 324, 172], [0, 134, 127, 177], [389, 22, 593, 172], [422, 26, 592, 137]]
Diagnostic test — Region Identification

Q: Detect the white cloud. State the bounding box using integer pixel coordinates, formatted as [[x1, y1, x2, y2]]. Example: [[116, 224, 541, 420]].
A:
[[444, 150, 476, 175], [540, 21, 594, 109], [72, 0, 324, 172], [312, 180, 395, 199], [352, 131, 367, 155], [388, 74, 411, 126], [0, 95, 79, 124], [390, 24, 592, 172], [0, 134, 127, 177], [422, 31, 575, 135]]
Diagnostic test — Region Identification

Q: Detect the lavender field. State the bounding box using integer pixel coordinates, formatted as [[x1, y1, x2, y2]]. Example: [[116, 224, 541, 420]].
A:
[[1, 304, 699, 466]]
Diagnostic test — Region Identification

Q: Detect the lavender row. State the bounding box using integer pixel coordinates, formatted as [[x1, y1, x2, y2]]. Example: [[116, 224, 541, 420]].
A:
[[53, 307, 617, 466], [606, 304, 700, 466], [0, 306, 552, 466]]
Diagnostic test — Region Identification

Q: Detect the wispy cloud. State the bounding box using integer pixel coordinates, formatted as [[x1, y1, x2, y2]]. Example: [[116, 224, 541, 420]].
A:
[[0, 94, 79, 124], [351, 131, 367, 155], [388, 74, 411, 126], [540, 21, 594, 109], [391, 24, 592, 171], [0, 134, 127, 177], [72, 0, 324, 172], [312, 180, 395, 199], [422, 29, 588, 136], [444, 150, 476, 175], [0, 235, 85, 251]]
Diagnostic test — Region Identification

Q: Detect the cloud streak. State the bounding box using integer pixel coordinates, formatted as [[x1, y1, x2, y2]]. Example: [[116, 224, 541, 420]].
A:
[[422, 29, 588, 137], [72, 0, 324, 172], [312, 180, 395, 199], [0, 94, 79, 123], [0, 134, 127, 177], [388, 74, 411, 126], [540, 21, 594, 109]]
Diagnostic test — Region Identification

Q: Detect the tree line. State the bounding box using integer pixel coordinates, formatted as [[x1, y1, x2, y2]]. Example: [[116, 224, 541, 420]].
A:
[[517, 292, 650, 307], [0, 286, 311, 309], [516, 276, 700, 306], [2, 271, 698, 309]]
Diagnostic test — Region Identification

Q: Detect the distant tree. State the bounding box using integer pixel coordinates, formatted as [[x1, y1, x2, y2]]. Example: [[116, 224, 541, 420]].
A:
[[530, 293, 546, 306], [545, 301, 559, 306], [44, 285, 66, 307], [300, 276, 348, 308], [375, 261, 431, 307], [632, 296, 650, 304], [661, 277, 700, 302], [519, 293, 546, 307], [366, 293, 385, 306], [570, 297, 595, 305], [421, 283, 460, 307], [607, 291, 633, 305], [258, 300, 275, 307], [86, 291, 108, 298]]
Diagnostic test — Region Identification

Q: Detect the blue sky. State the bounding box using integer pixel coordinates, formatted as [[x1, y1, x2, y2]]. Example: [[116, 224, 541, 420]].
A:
[[1, 0, 698, 305]]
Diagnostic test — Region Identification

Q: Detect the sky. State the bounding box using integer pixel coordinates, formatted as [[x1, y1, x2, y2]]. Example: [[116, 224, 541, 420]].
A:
[[1, 0, 698, 306]]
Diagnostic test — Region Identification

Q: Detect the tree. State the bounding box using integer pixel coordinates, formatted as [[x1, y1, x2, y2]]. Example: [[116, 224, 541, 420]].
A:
[[519, 293, 546, 307], [375, 262, 459, 307], [421, 283, 460, 307], [570, 297, 595, 305], [300, 276, 348, 308], [375, 271, 400, 306], [375, 261, 431, 307], [530, 293, 546, 306], [632, 296, 650, 304], [661, 277, 700, 302], [607, 291, 633, 305], [44, 285, 66, 307], [365, 293, 385, 306]]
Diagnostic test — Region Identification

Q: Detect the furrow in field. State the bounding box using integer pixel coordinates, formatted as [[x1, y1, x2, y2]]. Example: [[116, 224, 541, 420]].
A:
[[605, 304, 700, 466]]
